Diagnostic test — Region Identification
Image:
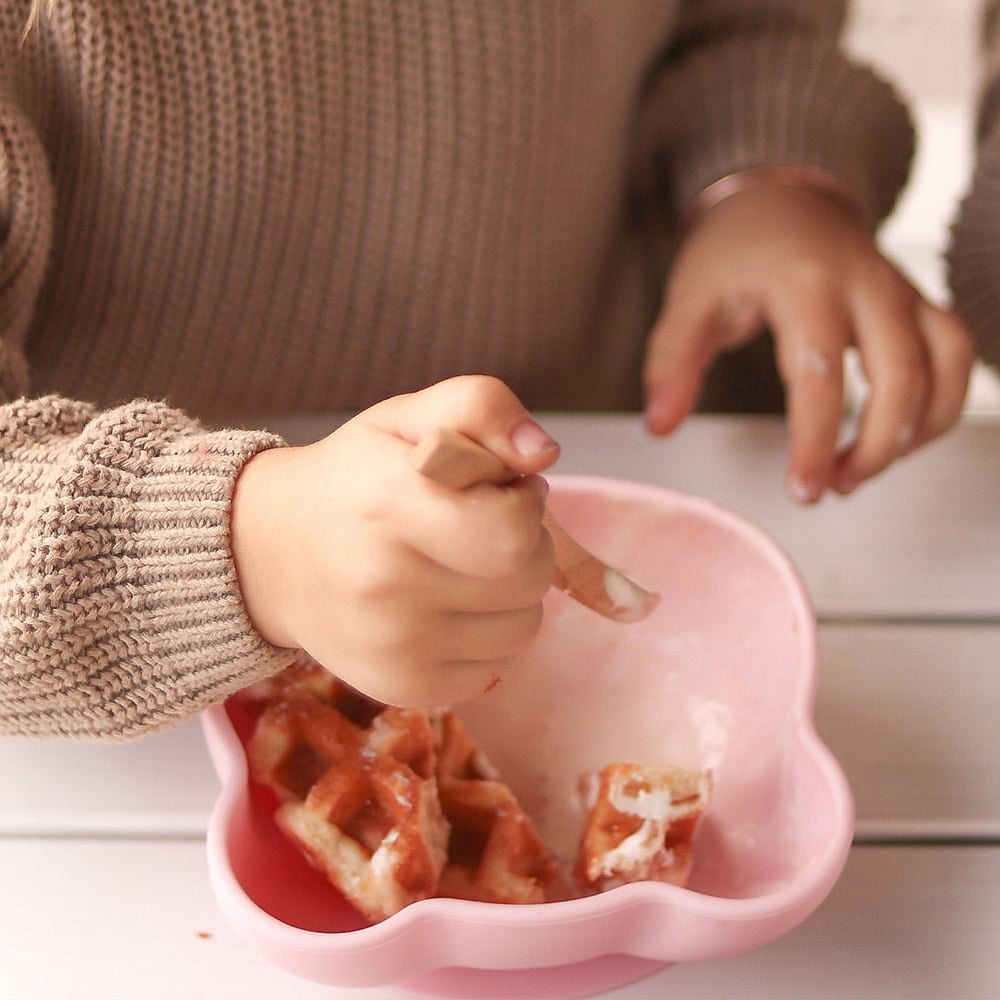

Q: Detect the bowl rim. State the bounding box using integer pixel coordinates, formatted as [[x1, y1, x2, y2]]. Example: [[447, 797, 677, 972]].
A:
[[203, 475, 854, 961]]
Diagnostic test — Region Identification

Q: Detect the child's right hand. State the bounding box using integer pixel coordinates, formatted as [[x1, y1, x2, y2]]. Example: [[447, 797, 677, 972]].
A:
[[230, 376, 560, 708]]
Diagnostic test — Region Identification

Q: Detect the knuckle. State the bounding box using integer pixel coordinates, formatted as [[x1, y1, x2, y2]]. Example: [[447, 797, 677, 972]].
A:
[[787, 258, 837, 297], [450, 373, 511, 416]]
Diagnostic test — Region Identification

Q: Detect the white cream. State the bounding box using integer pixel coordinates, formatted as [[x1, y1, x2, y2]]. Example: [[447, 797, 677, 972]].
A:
[[609, 782, 681, 821], [802, 345, 832, 377], [688, 696, 732, 771], [370, 829, 400, 879], [602, 567, 650, 621], [593, 819, 671, 878], [471, 749, 502, 781], [607, 770, 709, 820], [575, 772, 601, 813]]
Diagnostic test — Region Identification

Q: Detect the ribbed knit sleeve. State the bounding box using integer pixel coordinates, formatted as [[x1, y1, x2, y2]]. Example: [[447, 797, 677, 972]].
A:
[[1, 72, 292, 739], [0, 396, 292, 739], [945, 1, 1000, 374], [637, 0, 915, 229]]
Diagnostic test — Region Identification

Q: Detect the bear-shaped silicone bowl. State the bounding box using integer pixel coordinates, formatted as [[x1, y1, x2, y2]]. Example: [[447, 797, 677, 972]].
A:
[[201, 475, 853, 999]]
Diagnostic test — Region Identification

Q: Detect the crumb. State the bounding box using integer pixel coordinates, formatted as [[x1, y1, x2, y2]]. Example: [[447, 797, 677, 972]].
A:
[[801, 345, 831, 377], [483, 673, 502, 694], [195, 931, 212, 940]]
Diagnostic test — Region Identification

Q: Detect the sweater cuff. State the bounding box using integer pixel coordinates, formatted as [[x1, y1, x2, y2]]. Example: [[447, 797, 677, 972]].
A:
[[638, 38, 915, 232], [947, 125, 1000, 375], [0, 397, 294, 739]]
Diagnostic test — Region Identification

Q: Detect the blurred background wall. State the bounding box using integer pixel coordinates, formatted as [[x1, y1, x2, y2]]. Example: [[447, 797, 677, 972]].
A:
[[844, 0, 1000, 414]]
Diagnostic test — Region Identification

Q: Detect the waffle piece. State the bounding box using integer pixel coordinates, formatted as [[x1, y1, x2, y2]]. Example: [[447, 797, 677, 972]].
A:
[[245, 685, 448, 922], [575, 763, 711, 892], [433, 710, 559, 904], [240, 662, 713, 916]]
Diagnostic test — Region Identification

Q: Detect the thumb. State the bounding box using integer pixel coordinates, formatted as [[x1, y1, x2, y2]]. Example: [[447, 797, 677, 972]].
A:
[[368, 374, 561, 476], [643, 298, 719, 436]]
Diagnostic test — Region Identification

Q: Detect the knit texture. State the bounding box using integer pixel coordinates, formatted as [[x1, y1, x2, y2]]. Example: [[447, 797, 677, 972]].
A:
[[0, 0, 914, 738], [0, 396, 290, 738], [636, 2, 914, 234], [947, 0, 1000, 375]]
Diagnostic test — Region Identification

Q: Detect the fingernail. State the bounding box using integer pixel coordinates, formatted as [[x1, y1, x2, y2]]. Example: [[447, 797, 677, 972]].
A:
[[788, 474, 820, 504], [511, 419, 559, 456], [525, 474, 550, 503], [836, 474, 860, 495]]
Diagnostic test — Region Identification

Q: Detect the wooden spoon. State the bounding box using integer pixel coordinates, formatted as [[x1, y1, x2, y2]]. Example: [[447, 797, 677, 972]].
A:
[[411, 428, 660, 624]]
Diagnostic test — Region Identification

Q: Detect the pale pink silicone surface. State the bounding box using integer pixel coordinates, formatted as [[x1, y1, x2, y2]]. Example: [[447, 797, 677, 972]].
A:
[[202, 476, 854, 999]]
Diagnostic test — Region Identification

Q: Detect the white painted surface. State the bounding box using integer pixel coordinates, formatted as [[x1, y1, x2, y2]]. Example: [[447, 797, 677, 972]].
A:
[[817, 624, 1000, 838], [1, 840, 997, 1000]]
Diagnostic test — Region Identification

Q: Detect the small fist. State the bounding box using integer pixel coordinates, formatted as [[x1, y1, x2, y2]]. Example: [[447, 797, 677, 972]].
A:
[[231, 376, 560, 707]]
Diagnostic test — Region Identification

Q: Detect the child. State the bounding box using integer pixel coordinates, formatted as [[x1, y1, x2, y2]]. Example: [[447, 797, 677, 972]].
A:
[[0, 1, 974, 739]]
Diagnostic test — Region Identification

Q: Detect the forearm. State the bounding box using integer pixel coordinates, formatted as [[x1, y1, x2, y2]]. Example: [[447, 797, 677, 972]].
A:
[[0, 395, 292, 739]]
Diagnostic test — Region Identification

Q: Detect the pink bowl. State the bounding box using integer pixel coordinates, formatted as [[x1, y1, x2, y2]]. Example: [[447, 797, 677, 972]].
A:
[[201, 476, 853, 999]]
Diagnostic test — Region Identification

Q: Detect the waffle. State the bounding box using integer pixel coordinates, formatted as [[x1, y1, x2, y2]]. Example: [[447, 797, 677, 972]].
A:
[[433, 709, 559, 904], [239, 662, 710, 916], [240, 664, 448, 922], [238, 659, 557, 918], [575, 763, 711, 892]]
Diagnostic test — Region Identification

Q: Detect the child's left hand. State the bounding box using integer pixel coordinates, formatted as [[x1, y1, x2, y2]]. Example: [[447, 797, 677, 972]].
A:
[[643, 183, 975, 502]]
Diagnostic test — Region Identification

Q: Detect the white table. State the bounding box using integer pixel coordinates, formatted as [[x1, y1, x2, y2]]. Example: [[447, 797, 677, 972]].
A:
[[3, 413, 999, 1000]]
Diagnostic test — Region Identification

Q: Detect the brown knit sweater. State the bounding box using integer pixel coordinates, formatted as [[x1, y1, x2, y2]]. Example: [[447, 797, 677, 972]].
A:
[[0, 0, 914, 738], [948, 0, 1000, 373]]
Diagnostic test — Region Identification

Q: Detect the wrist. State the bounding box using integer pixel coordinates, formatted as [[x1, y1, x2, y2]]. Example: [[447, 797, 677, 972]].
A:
[[230, 446, 299, 649], [682, 165, 866, 236]]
